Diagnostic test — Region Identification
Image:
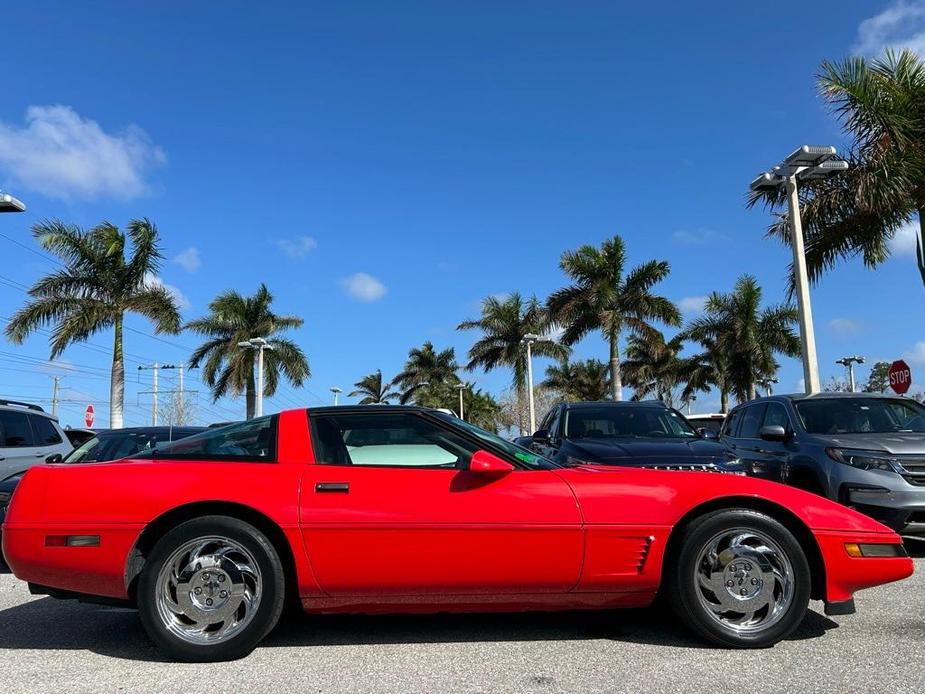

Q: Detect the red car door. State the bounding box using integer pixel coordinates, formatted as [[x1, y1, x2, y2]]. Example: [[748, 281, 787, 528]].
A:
[[299, 410, 583, 596]]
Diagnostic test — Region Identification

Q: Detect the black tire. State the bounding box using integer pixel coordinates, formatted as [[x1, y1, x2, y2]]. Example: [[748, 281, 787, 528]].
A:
[[137, 515, 286, 662], [666, 509, 810, 648]]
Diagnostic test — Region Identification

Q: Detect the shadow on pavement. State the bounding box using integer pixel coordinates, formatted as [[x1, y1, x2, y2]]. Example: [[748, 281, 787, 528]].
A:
[[0, 595, 837, 663]]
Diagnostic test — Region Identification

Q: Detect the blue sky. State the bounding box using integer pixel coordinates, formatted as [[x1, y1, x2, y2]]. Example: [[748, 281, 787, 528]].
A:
[[1, 1, 924, 427]]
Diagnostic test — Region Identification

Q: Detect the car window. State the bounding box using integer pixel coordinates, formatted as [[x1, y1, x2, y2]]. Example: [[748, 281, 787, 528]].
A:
[[547, 407, 561, 437], [721, 409, 742, 438], [762, 403, 791, 431], [795, 397, 925, 434], [0, 411, 36, 447], [30, 415, 63, 445], [311, 412, 478, 468], [136, 417, 277, 461], [738, 404, 768, 439], [563, 406, 698, 439]]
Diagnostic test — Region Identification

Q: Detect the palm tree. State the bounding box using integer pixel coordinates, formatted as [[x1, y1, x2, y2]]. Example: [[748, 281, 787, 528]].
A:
[[621, 333, 690, 407], [462, 388, 503, 433], [748, 50, 925, 287], [392, 341, 460, 404], [458, 293, 567, 432], [349, 370, 398, 405], [542, 358, 610, 401], [683, 275, 800, 403], [5, 219, 181, 428], [682, 336, 733, 413], [186, 284, 309, 418], [547, 235, 681, 401]]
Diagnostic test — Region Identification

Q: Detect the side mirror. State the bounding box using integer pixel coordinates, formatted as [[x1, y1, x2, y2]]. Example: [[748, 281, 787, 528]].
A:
[[531, 429, 550, 444], [759, 425, 788, 442], [697, 427, 718, 440], [45, 454, 63, 464], [469, 450, 515, 475]]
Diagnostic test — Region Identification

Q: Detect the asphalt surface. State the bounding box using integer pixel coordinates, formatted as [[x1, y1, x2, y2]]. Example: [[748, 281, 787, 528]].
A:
[[0, 542, 923, 694]]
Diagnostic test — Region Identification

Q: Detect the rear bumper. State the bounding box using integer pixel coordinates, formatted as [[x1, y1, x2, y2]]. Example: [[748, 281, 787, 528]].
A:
[[814, 530, 914, 605], [2, 522, 142, 599]]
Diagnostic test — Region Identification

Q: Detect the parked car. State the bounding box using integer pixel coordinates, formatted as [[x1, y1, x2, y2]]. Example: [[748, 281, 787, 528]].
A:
[[0, 399, 73, 481], [719, 393, 925, 534], [525, 401, 744, 472], [2, 406, 911, 661], [0, 476, 16, 569], [685, 412, 726, 435], [62, 427, 97, 447]]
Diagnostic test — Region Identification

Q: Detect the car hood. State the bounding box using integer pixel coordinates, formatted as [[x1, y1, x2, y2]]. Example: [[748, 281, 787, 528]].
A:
[[565, 437, 729, 463], [809, 432, 925, 455]]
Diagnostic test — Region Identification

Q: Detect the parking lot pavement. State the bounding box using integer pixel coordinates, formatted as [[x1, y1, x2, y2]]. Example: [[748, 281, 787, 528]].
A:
[[0, 544, 923, 694]]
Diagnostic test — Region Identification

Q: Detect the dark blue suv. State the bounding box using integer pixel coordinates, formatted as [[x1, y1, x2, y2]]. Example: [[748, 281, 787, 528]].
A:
[[524, 400, 744, 472]]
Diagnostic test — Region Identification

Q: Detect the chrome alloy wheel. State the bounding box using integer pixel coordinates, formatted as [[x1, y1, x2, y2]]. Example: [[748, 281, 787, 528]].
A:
[[693, 528, 795, 634], [154, 536, 263, 645]]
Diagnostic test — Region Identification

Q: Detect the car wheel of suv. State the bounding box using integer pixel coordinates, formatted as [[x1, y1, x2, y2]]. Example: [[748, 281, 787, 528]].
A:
[[667, 509, 810, 648], [137, 515, 285, 662]]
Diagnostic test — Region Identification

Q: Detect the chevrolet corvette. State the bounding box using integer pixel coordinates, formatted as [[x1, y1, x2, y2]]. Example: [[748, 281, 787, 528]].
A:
[[1, 406, 913, 662]]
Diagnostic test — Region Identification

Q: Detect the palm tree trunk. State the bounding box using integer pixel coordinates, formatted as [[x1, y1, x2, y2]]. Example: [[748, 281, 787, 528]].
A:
[[516, 382, 528, 434], [720, 387, 729, 414], [609, 334, 622, 401], [245, 367, 256, 419], [110, 315, 125, 429], [916, 208, 925, 288]]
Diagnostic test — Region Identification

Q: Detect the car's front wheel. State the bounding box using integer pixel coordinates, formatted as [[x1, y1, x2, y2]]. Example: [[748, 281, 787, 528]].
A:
[[667, 509, 811, 648], [137, 515, 285, 662]]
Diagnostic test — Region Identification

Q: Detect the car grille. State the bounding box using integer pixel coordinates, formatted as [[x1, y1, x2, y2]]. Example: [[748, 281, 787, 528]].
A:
[[897, 457, 925, 486]]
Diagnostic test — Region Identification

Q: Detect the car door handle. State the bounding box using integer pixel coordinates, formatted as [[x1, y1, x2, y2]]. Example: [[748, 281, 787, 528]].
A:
[[315, 482, 349, 493]]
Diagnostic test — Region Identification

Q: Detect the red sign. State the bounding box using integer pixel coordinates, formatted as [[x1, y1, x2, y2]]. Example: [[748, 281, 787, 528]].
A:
[[889, 360, 912, 395], [84, 404, 95, 428]]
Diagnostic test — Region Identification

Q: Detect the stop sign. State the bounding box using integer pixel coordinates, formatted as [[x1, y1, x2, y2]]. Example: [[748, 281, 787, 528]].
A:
[[84, 404, 95, 428], [889, 360, 912, 395]]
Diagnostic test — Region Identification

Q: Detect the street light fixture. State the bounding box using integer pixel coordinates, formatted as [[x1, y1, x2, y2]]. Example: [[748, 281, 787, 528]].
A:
[[835, 355, 865, 392], [0, 191, 26, 213], [522, 333, 552, 435], [758, 378, 779, 397], [330, 386, 342, 406], [750, 145, 850, 394], [237, 337, 274, 417]]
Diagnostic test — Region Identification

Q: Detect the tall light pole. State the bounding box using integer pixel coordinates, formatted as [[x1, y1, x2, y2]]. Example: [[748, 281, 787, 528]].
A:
[[751, 146, 849, 395], [836, 355, 865, 392], [330, 386, 342, 406], [456, 382, 467, 420], [758, 378, 779, 397], [0, 191, 26, 213], [237, 338, 275, 417], [521, 333, 551, 435]]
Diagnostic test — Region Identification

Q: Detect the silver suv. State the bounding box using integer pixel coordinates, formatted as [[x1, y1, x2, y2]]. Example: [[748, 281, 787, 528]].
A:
[[720, 393, 925, 535], [0, 400, 73, 481]]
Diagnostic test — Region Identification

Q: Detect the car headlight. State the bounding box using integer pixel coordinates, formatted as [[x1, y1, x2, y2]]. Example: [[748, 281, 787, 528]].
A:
[[721, 458, 748, 475], [825, 448, 901, 473]]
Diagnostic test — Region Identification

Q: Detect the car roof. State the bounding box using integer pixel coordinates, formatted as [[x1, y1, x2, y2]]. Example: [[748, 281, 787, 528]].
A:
[[753, 392, 910, 403], [560, 400, 670, 410], [95, 426, 207, 437], [686, 413, 725, 418], [306, 405, 441, 416], [0, 399, 57, 419]]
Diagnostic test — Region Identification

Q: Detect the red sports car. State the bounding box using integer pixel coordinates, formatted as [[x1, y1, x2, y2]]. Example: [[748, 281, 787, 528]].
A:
[[1, 406, 913, 662]]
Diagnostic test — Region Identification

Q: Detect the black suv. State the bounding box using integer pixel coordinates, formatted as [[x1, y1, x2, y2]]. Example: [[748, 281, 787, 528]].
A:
[[524, 400, 743, 472], [719, 393, 925, 534]]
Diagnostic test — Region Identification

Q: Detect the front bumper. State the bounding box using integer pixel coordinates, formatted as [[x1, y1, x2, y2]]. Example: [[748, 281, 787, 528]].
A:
[[814, 530, 914, 606]]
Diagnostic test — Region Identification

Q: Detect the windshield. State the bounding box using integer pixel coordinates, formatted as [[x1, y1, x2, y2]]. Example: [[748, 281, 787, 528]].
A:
[[795, 398, 925, 434], [564, 406, 698, 439], [431, 412, 558, 469], [63, 428, 204, 463]]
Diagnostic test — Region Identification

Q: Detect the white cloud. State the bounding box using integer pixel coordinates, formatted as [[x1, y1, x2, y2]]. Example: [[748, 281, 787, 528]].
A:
[[173, 247, 201, 273], [828, 318, 860, 336], [854, 1, 925, 56], [678, 296, 708, 313], [903, 341, 925, 366], [274, 236, 318, 259], [672, 229, 727, 245], [341, 272, 387, 302], [0, 105, 165, 200], [144, 272, 191, 311], [889, 220, 921, 256]]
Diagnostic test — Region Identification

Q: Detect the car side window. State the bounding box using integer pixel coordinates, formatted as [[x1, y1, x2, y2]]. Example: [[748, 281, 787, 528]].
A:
[[738, 404, 768, 439], [547, 407, 562, 438], [311, 412, 479, 469], [30, 415, 63, 445], [0, 411, 36, 447], [762, 403, 791, 432], [721, 409, 742, 438], [142, 416, 277, 461]]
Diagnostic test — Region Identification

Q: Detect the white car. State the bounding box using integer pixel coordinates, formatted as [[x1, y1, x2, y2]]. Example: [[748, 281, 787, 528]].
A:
[[0, 400, 73, 481], [685, 412, 726, 435]]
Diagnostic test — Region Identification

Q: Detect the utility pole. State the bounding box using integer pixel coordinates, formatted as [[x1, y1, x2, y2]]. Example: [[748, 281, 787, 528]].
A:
[[521, 333, 552, 435], [51, 376, 61, 417], [836, 356, 865, 393], [237, 338, 274, 418], [138, 363, 160, 425]]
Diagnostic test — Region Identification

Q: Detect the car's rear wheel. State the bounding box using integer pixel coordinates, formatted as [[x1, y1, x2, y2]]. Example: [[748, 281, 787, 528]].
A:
[[137, 515, 285, 662], [667, 509, 810, 648]]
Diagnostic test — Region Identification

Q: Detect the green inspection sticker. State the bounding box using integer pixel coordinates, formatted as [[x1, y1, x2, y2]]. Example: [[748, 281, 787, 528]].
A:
[[514, 451, 536, 464]]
